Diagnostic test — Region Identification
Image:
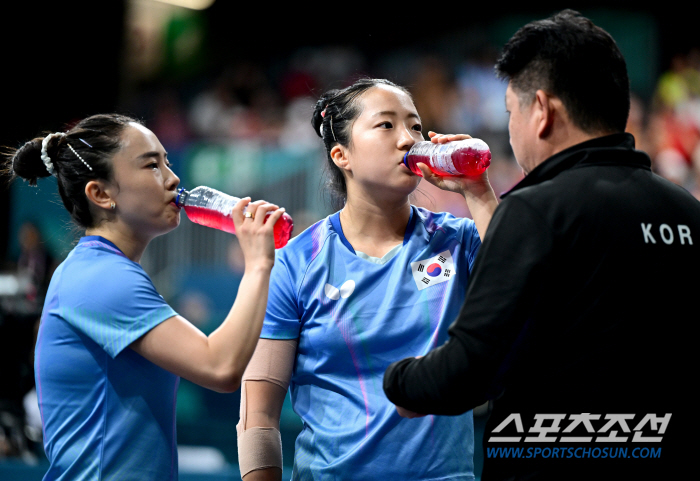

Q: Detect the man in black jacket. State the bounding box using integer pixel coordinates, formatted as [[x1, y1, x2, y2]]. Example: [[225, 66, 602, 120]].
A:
[[383, 9, 699, 480]]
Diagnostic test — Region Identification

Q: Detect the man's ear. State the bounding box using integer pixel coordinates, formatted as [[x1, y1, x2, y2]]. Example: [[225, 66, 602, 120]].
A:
[[534, 89, 555, 139], [85, 180, 116, 211], [330, 144, 351, 172]]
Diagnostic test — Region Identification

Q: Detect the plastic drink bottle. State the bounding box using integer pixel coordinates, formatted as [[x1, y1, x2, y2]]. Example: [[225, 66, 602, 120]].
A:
[[175, 186, 294, 249], [403, 138, 491, 177]]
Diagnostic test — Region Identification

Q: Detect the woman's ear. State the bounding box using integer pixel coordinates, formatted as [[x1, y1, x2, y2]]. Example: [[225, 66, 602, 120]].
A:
[[85, 180, 116, 211], [330, 144, 351, 172]]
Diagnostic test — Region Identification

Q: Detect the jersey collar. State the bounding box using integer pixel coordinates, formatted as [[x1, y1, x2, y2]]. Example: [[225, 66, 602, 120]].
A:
[[78, 235, 128, 257], [330, 206, 417, 255]]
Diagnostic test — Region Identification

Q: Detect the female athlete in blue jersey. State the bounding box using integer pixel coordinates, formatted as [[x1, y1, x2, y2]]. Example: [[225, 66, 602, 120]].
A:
[[237, 79, 499, 480], [6, 114, 286, 480]]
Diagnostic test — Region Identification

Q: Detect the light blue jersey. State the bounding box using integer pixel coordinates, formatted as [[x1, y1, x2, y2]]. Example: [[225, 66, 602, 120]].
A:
[[263, 206, 480, 480], [35, 236, 179, 481]]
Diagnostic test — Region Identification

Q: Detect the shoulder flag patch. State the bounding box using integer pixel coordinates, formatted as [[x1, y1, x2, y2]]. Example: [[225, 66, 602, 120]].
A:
[[410, 250, 455, 291]]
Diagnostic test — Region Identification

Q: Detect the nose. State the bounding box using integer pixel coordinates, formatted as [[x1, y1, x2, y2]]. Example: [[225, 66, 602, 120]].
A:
[[398, 124, 418, 151], [165, 167, 180, 191]]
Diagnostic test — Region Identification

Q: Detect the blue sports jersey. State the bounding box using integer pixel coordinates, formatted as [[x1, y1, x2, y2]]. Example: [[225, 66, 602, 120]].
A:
[[35, 236, 179, 481], [263, 206, 480, 480]]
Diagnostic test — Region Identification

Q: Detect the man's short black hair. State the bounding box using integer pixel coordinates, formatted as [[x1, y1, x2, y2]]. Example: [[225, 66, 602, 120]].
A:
[[495, 9, 630, 134]]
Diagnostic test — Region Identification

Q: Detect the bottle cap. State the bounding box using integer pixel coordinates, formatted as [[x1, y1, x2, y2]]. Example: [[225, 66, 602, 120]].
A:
[[175, 187, 189, 207]]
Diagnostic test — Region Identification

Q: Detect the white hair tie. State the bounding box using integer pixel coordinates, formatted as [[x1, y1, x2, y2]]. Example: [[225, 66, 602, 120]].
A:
[[40, 132, 66, 175]]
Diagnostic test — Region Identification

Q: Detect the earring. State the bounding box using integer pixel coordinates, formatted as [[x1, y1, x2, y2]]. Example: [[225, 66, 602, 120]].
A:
[[110, 202, 116, 210]]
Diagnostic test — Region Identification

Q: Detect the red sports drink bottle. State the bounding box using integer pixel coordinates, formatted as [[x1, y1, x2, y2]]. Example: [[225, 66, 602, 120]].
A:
[[175, 186, 294, 249], [403, 138, 491, 177]]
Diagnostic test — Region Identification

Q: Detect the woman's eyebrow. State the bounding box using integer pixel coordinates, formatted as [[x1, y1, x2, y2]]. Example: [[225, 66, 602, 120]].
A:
[[137, 151, 167, 160], [372, 110, 421, 119]]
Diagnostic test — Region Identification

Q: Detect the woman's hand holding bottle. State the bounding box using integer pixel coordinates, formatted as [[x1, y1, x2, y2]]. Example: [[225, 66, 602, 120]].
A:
[[231, 198, 287, 271], [415, 131, 492, 198], [416, 131, 499, 240]]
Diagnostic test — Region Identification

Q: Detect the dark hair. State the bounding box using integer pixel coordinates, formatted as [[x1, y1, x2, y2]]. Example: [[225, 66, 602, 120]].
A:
[[494, 9, 630, 134], [5, 113, 140, 229], [311, 78, 412, 210]]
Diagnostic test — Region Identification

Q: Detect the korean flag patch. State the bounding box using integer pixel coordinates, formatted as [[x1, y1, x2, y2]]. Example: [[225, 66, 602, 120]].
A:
[[410, 250, 455, 290]]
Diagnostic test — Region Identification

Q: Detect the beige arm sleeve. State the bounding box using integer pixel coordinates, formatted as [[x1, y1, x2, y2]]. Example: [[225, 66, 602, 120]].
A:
[[237, 338, 297, 478]]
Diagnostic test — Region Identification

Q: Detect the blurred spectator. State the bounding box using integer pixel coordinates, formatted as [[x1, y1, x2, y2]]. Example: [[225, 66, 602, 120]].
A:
[[279, 69, 317, 103], [279, 96, 320, 151], [1, 225, 50, 463], [654, 49, 700, 110], [454, 47, 509, 137], [189, 67, 251, 140], [287, 46, 366, 92], [239, 85, 285, 144], [188, 63, 286, 143], [16, 222, 54, 303], [625, 94, 654, 156], [189, 73, 242, 139], [649, 48, 700, 196], [410, 56, 462, 134]]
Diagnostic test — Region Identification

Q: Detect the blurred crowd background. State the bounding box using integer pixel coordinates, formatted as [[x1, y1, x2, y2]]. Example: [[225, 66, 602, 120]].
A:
[[1, 1, 699, 478]]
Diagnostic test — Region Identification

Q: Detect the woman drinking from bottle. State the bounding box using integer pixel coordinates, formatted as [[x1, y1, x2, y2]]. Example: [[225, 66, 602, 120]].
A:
[[236, 78, 499, 480], [5, 113, 286, 480]]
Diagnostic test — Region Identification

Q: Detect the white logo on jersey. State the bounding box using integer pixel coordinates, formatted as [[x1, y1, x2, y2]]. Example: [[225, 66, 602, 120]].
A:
[[410, 250, 455, 291], [325, 280, 355, 300]]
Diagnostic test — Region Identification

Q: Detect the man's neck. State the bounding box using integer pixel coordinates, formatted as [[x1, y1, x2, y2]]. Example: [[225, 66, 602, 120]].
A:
[[533, 126, 615, 172]]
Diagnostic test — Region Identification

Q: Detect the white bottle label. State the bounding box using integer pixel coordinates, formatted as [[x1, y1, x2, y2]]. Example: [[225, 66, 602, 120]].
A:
[[432, 143, 459, 175]]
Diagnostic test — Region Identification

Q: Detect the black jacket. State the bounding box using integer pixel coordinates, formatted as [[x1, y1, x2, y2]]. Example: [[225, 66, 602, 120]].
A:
[[384, 133, 700, 480]]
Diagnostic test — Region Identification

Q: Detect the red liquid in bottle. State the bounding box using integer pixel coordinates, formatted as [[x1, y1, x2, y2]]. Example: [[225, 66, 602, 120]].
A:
[[183, 205, 294, 249], [404, 139, 492, 177]]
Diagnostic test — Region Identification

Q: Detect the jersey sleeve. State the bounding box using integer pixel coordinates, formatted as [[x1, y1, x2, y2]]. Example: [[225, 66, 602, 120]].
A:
[[261, 251, 302, 340], [462, 217, 482, 271], [58, 253, 177, 358]]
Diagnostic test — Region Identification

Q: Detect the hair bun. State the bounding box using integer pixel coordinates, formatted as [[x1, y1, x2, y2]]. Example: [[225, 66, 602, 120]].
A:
[[311, 97, 327, 138], [311, 91, 339, 139], [10, 138, 53, 186]]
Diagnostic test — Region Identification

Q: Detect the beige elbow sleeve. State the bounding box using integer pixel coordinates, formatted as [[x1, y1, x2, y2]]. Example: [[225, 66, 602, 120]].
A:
[[237, 338, 297, 477], [237, 427, 282, 477]]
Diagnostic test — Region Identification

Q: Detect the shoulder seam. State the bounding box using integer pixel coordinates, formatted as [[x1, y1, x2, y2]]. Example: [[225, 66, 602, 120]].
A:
[[295, 228, 334, 302]]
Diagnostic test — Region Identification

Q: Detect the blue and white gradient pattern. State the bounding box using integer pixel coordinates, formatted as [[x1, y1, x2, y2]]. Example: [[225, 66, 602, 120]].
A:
[[263, 206, 481, 480], [35, 236, 179, 481]]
